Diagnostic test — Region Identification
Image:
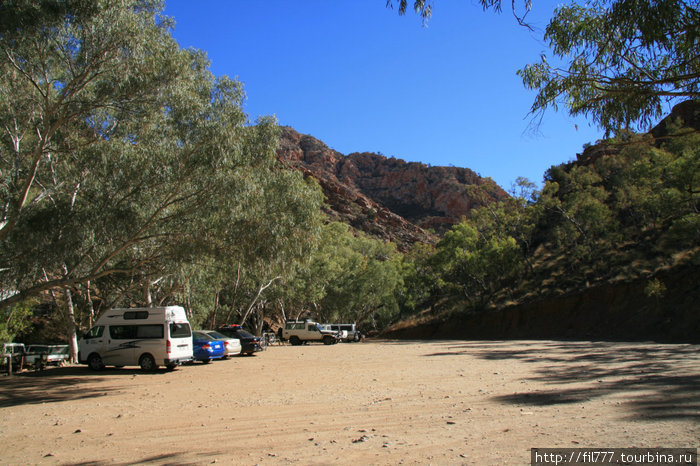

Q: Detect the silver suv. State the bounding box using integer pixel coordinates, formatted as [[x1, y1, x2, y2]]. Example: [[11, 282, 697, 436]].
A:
[[326, 324, 363, 342]]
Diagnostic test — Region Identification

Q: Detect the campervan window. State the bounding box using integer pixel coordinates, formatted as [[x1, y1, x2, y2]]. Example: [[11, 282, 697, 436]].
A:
[[85, 326, 104, 339], [109, 325, 164, 340], [123, 310, 150, 320], [169, 322, 191, 338], [110, 325, 133, 339], [136, 325, 164, 339]]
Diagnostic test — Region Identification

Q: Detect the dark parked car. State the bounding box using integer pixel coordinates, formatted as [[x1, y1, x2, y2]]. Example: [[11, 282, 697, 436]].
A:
[[192, 331, 225, 363], [216, 324, 264, 356]]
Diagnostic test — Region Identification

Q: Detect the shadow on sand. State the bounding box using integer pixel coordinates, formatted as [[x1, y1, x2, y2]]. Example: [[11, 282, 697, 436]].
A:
[[423, 340, 700, 422], [67, 451, 221, 466], [0, 365, 174, 408]]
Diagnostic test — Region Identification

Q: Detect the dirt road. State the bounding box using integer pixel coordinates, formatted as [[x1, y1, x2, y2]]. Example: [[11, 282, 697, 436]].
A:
[[1, 340, 698, 465]]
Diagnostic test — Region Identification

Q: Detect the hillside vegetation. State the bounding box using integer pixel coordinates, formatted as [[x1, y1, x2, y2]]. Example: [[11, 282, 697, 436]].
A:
[[386, 101, 700, 341]]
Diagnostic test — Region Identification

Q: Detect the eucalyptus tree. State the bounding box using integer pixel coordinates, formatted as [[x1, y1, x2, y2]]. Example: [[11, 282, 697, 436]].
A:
[[0, 1, 323, 347], [389, 0, 699, 134], [1, 1, 192, 307], [203, 155, 324, 329], [539, 163, 619, 254], [519, 0, 699, 133], [291, 222, 403, 330], [385, 0, 531, 23], [431, 221, 522, 305], [396, 242, 439, 317]]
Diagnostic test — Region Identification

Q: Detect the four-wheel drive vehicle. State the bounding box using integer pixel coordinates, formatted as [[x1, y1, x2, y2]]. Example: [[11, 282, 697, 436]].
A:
[[25, 344, 70, 366], [283, 320, 341, 346], [320, 324, 348, 341], [78, 306, 193, 371], [216, 324, 264, 355], [327, 324, 363, 342]]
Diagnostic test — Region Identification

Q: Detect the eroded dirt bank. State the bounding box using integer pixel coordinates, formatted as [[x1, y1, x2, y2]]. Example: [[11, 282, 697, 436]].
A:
[[1, 340, 698, 465]]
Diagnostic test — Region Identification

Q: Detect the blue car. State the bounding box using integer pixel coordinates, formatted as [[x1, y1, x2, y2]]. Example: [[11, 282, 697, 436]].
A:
[[192, 331, 225, 363]]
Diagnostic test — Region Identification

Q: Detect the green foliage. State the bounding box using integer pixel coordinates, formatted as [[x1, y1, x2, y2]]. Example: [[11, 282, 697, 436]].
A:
[[432, 222, 522, 304], [0, 1, 325, 336], [188, 163, 325, 329], [470, 178, 541, 255], [397, 242, 439, 314], [390, 0, 698, 134], [644, 278, 667, 299], [282, 222, 403, 331], [518, 0, 700, 133], [1, 0, 204, 306], [386, 0, 532, 23], [399, 122, 698, 319], [536, 124, 699, 280], [398, 178, 539, 315], [0, 298, 36, 342], [386, 0, 433, 20], [540, 164, 619, 255]]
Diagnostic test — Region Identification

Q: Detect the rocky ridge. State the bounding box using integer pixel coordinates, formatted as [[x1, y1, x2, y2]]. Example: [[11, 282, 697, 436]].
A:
[[277, 126, 508, 249]]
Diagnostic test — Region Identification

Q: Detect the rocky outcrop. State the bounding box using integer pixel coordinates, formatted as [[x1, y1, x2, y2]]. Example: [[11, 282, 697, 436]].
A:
[[576, 100, 699, 165], [277, 127, 508, 248], [338, 152, 506, 230], [651, 99, 700, 140], [278, 127, 433, 248]]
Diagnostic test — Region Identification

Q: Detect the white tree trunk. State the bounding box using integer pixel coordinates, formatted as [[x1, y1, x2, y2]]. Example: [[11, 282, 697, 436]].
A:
[[63, 287, 79, 364], [238, 276, 281, 326]]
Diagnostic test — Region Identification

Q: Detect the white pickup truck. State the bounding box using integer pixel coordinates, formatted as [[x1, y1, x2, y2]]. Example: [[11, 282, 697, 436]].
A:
[[282, 320, 341, 346]]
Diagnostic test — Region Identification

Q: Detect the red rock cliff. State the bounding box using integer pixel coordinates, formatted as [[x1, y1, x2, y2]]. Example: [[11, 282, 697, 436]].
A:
[[277, 126, 508, 249]]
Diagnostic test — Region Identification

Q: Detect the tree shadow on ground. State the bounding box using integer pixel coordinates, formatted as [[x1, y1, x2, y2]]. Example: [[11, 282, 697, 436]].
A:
[[69, 451, 221, 466], [0, 365, 173, 408], [423, 340, 700, 422]]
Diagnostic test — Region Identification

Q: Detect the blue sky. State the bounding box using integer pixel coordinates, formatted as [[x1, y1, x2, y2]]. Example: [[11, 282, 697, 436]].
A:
[[163, 0, 605, 190]]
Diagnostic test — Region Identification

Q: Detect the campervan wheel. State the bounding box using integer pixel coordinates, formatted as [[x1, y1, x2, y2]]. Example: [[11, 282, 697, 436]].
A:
[[87, 353, 104, 371], [139, 354, 157, 372]]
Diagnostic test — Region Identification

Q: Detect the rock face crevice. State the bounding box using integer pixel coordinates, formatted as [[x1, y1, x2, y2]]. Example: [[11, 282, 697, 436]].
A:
[[277, 126, 508, 249]]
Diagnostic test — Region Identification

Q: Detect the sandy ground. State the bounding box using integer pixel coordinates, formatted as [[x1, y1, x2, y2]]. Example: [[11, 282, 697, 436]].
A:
[[0, 339, 698, 465]]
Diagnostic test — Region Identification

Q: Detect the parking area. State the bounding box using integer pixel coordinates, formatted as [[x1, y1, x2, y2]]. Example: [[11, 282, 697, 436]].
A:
[[1, 340, 698, 465]]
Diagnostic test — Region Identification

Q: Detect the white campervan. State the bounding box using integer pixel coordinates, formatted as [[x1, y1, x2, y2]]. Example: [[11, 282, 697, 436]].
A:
[[78, 306, 193, 371]]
